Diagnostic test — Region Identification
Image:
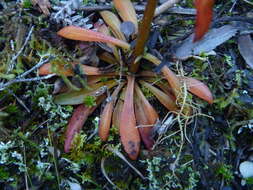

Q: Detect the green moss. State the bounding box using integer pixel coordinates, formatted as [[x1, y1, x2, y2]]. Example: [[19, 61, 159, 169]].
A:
[[83, 96, 96, 107]]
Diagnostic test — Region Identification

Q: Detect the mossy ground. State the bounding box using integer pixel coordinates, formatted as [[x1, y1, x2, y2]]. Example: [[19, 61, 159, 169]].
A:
[[1, 0, 253, 189]]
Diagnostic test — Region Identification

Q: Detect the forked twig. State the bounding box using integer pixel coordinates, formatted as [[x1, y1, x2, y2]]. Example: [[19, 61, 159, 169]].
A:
[[101, 157, 121, 190], [106, 146, 146, 180]]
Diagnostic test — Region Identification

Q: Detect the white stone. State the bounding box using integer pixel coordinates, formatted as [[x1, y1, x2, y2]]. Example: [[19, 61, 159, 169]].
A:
[[239, 161, 253, 178]]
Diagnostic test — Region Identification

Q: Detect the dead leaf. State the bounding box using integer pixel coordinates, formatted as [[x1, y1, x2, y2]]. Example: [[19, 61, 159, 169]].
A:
[[31, 0, 51, 16], [238, 34, 253, 69], [113, 0, 138, 32], [175, 25, 238, 60]]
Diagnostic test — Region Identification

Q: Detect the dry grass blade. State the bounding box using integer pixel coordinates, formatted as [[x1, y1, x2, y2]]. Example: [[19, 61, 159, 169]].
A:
[[120, 76, 140, 160], [113, 0, 138, 32], [57, 26, 130, 50], [31, 0, 51, 16]]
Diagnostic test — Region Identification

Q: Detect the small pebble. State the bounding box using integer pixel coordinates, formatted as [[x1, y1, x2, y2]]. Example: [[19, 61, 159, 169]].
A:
[[239, 161, 253, 178]]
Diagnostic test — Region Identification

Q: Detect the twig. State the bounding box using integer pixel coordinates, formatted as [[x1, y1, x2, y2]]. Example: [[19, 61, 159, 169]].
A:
[[0, 56, 54, 91], [106, 146, 146, 180], [18, 55, 52, 78], [78, 4, 196, 15], [0, 74, 55, 91], [8, 26, 34, 72], [242, 0, 253, 6], [22, 142, 32, 190], [8, 90, 31, 113], [155, 0, 180, 17], [101, 157, 121, 190]]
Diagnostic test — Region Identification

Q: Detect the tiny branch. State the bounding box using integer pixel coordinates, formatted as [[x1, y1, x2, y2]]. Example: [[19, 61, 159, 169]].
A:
[[155, 0, 181, 16], [8, 26, 34, 72], [0, 56, 54, 91], [78, 4, 195, 15]]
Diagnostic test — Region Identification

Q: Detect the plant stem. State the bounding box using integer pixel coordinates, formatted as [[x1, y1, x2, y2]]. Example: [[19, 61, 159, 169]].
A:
[[130, 0, 158, 73]]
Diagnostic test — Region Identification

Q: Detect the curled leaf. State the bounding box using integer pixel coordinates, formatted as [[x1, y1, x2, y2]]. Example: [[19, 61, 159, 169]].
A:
[[120, 76, 140, 160], [98, 52, 117, 65], [135, 84, 158, 124], [57, 26, 130, 50], [194, 0, 214, 42]]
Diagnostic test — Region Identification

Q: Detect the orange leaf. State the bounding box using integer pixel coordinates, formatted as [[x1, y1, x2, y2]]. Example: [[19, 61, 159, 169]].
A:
[[120, 76, 140, 160], [99, 83, 125, 141], [135, 84, 158, 150], [161, 66, 181, 97], [140, 80, 178, 112], [38, 62, 101, 76], [181, 77, 213, 104], [135, 98, 154, 150], [113, 0, 138, 32], [135, 84, 158, 124], [57, 26, 130, 50], [194, 0, 214, 42]]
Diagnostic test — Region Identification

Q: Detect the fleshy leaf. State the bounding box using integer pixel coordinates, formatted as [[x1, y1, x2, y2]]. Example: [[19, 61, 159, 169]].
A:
[[161, 66, 181, 98], [113, 0, 138, 32], [99, 83, 125, 141], [140, 80, 178, 112], [194, 0, 214, 42], [181, 77, 213, 104], [64, 96, 105, 153], [120, 76, 140, 160], [135, 84, 158, 150], [39, 62, 101, 76], [135, 84, 158, 124], [57, 26, 130, 50], [112, 93, 124, 129]]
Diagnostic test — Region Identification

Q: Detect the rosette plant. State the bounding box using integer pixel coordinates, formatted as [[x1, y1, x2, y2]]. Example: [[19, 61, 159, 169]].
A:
[[39, 0, 214, 160]]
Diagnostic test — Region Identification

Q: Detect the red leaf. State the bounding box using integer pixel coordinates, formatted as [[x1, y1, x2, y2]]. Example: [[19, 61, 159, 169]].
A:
[[194, 0, 214, 42], [64, 96, 105, 152], [99, 83, 124, 141]]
